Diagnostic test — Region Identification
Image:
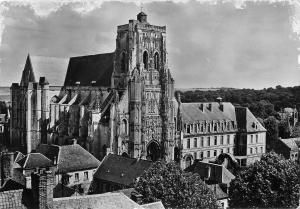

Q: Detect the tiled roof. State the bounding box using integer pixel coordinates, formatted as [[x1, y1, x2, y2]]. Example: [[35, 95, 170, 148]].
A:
[[207, 184, 228, 200], [17, 153, 53, 169], [53, 192, 144, 209], [93, 154, 153, 186], [64, 53, 114, 87], [185, 161, 235, 184], [235, 107, 266, 132], [37, 144, 100, 174], [180, 102, 236, 123], [279, 138, 299, 150], [142, 201, 165, 209]]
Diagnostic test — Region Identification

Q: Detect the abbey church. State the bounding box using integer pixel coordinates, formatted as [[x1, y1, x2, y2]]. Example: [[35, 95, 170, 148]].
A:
[[10, 12, 266, 168], [10, 12, 177, 162]]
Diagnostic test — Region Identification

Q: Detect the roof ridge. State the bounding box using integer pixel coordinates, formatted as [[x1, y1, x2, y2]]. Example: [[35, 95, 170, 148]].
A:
[[70, 52, 115, 59]]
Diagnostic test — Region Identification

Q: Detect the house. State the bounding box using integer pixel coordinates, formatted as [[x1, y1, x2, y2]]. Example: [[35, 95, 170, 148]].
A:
[[36, 143, 100, 192], [91, 153, 153, 193], [207, 184, 229, 209], [272, 138, 299, 162]]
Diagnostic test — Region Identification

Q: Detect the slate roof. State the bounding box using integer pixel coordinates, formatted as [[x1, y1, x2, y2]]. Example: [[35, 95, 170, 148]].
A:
[[94, 154, 153, 186], [185, 161, 235, 184], [235, 107, 266, 133], [37, 144, 100, 174], [279, 138, 299, 151], [180, 102, 236, 123], [207, 184, 228, 200], [53, 192, 144, 209], [17, 153, 53, 169], [64, 53, 115, 87]]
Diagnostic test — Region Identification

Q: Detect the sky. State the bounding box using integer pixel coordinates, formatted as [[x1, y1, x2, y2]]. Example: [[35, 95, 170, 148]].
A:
[[0, 0, 299, 89]]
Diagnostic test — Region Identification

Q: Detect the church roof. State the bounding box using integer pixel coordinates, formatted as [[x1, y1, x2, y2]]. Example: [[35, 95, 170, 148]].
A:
[[93, 154, 153, 186], [180, 102, 236, 123], [64, 52, 115, 87]]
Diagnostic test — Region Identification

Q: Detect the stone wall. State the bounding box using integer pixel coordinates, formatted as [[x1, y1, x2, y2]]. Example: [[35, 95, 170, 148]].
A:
[[0, 189, 26, 209]]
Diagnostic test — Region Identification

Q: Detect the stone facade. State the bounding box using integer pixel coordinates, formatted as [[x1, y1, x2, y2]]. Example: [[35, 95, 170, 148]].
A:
[[10, 12, 176, 163]]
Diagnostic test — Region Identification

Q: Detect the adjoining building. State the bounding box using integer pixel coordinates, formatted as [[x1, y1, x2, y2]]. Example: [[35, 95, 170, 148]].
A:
[[271, 137, 299, 162], [176, 99, 266, 168], [91, 153, 153, 194]]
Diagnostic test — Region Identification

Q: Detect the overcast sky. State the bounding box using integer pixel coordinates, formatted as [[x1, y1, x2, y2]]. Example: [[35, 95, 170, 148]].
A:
[[0, 0, 299, 89]]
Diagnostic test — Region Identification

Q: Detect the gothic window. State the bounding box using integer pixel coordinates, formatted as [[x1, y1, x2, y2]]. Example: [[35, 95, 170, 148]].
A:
[[143, 51, 148, 69], [214, 136, 217, 145], [187, 125, 191, 134], [201, 137, 204, 147], [214, 124, 217, 132], [207, 137, 210, 146], [227, 135, 230, 144], [221, 136, 224, 145], [121, 119, 128, 135], [154, 52, 159, 70], [121, 52, 126, 72]]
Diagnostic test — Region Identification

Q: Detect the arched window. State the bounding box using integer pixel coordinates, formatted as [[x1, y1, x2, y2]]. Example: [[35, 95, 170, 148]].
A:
[[121, 52, 126, 72], [185, 156, 192, 168], [154, 52, 159, 70], [121, 119, 128, 135], [143, 51, 148, 69]]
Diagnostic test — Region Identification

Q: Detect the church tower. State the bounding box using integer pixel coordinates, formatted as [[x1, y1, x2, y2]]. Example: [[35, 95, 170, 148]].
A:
[[113, 12, 176, 161]]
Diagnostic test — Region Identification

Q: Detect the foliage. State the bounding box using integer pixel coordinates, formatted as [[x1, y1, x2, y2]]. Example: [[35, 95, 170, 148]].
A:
[[135, 161, 218, 209], [264, 116, 279, 148], [278, 119, 291, 139], [177, 86, 300, 119], [229, 152, 300, 208]]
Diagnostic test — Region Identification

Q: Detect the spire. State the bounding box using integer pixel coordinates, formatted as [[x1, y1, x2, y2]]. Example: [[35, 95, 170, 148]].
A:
[[20, 54, 36, 86]]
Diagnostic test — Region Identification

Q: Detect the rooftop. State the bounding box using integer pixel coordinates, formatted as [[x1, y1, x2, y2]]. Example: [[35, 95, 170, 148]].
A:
[[17, 153, 53, 169], [36, 144, 100, 174], [93, 154, 153, 186]]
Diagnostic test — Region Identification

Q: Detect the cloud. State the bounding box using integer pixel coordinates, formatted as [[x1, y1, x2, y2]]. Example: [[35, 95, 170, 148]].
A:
[[0, 0, 299, 89]]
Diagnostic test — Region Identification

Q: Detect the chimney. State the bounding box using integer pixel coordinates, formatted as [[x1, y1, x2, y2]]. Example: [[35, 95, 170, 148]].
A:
[[1, 152, 15, 186], [31, 170, 54, 209], [207, 103, 212, 111], [131, 191, 143, 205], [199, 104, 204, 112]]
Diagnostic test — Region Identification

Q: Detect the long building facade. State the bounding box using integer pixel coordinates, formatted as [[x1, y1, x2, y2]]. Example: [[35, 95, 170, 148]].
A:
[[10, 12, 266, 167]]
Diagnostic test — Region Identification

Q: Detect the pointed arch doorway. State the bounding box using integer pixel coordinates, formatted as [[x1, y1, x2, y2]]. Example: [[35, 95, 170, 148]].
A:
[[146, 141, 161, 162]]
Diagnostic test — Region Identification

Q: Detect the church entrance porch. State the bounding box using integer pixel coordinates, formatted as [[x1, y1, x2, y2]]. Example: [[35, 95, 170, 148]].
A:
[[146, 141, 161, 162]]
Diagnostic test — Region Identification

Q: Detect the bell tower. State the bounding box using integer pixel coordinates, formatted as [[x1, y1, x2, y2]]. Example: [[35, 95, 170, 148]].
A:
[[113, 12, 176, 162]]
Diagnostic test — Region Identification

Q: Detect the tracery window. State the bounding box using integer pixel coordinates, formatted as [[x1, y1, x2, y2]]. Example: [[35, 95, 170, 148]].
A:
[[143, 51, 148, 69], [154, 52, 159, 70]]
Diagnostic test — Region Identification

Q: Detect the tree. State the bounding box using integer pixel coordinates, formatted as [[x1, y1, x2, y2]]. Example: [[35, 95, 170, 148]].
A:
[[264, 116, 279, 150], [229, 152, 300, 208], [135, 161, 218, 209]]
